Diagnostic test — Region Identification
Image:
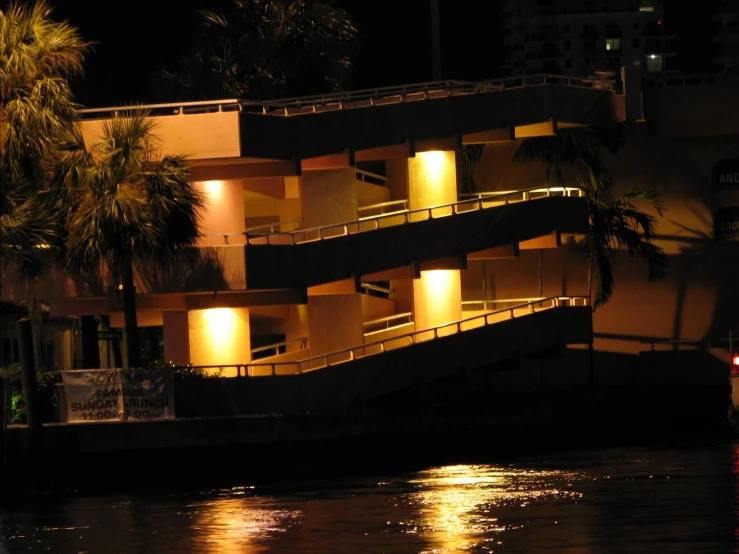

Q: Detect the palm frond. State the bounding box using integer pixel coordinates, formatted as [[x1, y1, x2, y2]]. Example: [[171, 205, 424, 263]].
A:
[[0, 0, 88, 284], [592, 243, 614, 308]]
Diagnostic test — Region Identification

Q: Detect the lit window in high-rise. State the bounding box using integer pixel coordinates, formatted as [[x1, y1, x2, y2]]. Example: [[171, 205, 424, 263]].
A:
[[646, 53, 663, 72], [606, 38, 621, 51]]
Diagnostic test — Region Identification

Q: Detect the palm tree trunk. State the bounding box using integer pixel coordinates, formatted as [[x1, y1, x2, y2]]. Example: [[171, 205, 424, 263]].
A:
[[100, 315, 123, 368], [587, 254, 594, 309], [80, 315, 101, 369], [121, 262, 140, 368], [26, 281, 45, 371]]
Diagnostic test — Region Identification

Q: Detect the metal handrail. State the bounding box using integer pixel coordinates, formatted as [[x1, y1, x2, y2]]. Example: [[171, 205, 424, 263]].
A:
[[242, 218, 303, 235], [78, 74, 610, 120], [244, 74, 610, 115], [80, 99, 241, 118], [463, 297, 548, 310], [246, 185, 583, 245], [251, 337, 308, 357], [357, 199, 409, 219], [184, 295, 587, 377], [459, 186, 583, 201], [201, 218, 303, 243], [362, 312, 413, 334], [359, 282, 391, 296], [356, 169, 388, 186], [593, 332, 734, 351], [645, 73, 739, 87]]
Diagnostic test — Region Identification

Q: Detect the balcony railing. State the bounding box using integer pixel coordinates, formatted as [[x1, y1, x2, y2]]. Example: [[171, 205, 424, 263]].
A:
[[79, 74, 614, 121], [356, 169, 388, 187], [244, 186, 583, 246], [359, 282, 391, 298], [357, 199, 409, 220], [362, 312, 413, 335], [182, 295, 588, 378], [251, 337, 308, 359]]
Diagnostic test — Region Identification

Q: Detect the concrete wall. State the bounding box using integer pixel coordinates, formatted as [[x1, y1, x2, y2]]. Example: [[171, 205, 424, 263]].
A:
[[357, 180, 391, 208], [471, 118, 739, 360], [300, 168, 357, 228], [307, 294, 364, 358], [163, 311, 190, 365], [80, 111, 241, 160], [196, 180, 247, 247], [643, 83, 739, 139]]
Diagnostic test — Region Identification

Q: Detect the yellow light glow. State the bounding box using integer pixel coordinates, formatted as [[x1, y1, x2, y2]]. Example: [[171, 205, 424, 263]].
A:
[[419, 150, 447, 180], [423, 269, 456, 297], [189, 307, 251, 372], [409, 150, 457, 210], [414, 270, 462, 330], [203, 308, 237, 347], [204, 180, 224, 197]]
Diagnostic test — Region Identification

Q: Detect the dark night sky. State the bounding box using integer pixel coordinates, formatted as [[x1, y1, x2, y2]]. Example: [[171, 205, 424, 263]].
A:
[[50, 0, 715, 108], [50, 0, 503, 107]]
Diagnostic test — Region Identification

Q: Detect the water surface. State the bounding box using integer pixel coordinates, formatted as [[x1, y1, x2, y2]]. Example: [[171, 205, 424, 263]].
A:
[[1, 439, 737, 553]]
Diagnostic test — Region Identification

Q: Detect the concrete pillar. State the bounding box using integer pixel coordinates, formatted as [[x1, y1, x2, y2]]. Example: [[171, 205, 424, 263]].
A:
[[300, 168, 364, 358], [408, 151, 463, 331], [413, 270, 463, 330], [163, 311, 190, 365], [307, 294, 364, 357], [195, 179, 246, 247], [285, 305, 309, 346], [408, 150, 457, 210], [188, 308, 251, 375], [300, 168, 357, 228]]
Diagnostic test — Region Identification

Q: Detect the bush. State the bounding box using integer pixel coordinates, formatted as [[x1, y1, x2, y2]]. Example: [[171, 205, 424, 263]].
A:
[[3, 362, 61, 424]]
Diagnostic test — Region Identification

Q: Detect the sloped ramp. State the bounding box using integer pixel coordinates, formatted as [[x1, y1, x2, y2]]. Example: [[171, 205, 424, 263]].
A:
[[242, 302, 592, 415]]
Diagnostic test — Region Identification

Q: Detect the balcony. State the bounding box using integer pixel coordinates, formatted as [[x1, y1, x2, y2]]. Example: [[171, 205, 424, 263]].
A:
[[244, 189, 588, 290], [175, 296, 593, 415]]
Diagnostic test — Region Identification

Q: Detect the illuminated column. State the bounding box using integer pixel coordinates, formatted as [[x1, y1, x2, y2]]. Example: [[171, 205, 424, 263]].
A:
[[301, 168, 363, 355], [413, 270, 463, 330], [408, 151, 458, 210], [188, 308, 251, 375], [195, 180, 246, 247], [409, 151, 462, 330], [163, 311, 190, 365]]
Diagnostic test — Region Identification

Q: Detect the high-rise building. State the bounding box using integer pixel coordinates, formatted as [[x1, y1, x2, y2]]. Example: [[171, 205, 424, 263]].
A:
[[502, 0, 676, 78], [714, 0, 739, 73]]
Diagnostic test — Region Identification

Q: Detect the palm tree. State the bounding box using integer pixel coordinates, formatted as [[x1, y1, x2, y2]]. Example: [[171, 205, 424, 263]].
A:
[[154, 0, 359, 101], [513, 126, 667, 309], [579, 182, 667, 308], [456, 144, 484, 197], [55, 110, 206, 368], [0, 0, 88, 367], [512, 126, 614, 191]]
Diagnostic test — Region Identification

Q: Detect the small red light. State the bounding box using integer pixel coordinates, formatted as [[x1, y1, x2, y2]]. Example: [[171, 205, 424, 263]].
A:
[[657, 20, 662, 24]]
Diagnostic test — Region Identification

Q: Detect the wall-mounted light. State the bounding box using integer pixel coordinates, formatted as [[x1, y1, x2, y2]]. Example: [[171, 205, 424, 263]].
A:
[[203, 180, 224, 198]]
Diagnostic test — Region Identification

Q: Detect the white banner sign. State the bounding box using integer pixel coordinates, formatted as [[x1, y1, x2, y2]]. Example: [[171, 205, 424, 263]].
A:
[[62, 368, 175, 423]]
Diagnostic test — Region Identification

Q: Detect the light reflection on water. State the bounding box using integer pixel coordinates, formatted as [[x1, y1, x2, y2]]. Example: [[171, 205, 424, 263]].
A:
[[407, 465, 582, 553], [1, 441, 738, 553]]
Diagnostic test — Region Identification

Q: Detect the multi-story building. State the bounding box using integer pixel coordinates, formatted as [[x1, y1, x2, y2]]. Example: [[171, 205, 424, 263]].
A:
[[1, 70, 734, 424], [503, 0, 676, 78]]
